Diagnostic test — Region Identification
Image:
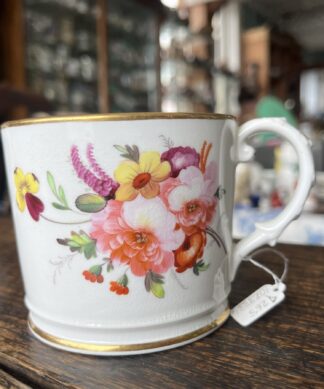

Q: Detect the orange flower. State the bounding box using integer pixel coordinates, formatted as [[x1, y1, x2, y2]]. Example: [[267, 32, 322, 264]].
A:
[[174, 230, 206, 273]]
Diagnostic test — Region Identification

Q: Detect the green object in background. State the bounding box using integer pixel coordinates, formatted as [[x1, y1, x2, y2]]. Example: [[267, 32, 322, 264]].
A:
[[255, 96, 298, 146]]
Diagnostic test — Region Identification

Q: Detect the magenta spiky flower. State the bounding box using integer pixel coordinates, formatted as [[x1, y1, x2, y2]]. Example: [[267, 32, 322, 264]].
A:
[[71, 145, 118, 198]]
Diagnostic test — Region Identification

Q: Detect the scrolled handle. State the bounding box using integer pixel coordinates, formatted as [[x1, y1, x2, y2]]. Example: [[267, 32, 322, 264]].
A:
[[231, 118, 315, 281]]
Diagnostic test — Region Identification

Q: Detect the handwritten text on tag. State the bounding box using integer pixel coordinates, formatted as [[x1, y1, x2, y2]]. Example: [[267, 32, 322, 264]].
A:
[[230, 283, 286, 327]]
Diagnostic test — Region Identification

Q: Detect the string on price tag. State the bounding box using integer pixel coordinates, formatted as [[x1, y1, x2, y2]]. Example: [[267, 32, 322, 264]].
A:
[[231, 248, 289, 327]]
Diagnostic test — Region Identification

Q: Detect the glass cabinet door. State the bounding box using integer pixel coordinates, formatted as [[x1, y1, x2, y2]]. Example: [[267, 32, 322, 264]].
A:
[[107, 0, 159, 112], [23, 0, 99, 113]]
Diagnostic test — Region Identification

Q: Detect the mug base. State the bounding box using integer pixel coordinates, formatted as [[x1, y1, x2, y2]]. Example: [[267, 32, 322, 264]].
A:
[[28, 307, 230, 356]]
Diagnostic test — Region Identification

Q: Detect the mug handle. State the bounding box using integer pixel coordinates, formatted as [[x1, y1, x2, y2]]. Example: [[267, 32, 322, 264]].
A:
[[230, 118, 315, 281]]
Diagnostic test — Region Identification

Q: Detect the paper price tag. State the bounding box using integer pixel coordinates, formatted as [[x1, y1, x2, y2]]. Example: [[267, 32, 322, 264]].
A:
[[231, 283, 286, 327]]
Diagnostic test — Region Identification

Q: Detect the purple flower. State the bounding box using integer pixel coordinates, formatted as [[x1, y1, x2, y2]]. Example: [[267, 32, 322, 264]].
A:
[[161, 146, 200, 177]]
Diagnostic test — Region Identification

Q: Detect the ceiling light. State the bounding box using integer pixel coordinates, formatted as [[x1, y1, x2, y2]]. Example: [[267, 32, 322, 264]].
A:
[[161, 0, 179, 9]]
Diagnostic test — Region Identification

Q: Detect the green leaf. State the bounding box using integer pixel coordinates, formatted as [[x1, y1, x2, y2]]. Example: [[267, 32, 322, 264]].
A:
[[71, 231, 87, 245], [107, 262, 114, 272], [145, 271, 164, 293], [151, 282, 165, 298], [69, 241, 81, 248], [215, 185, 226, 200], [75, 194, 107, 213], [118, 274, 128, 287], [47, 171, 57, 197], [57, 238, 68, 246], [89, 264, 102, 276], [132, 145, 139, 161], [114, 145, 127, 153], [198, 262, 209, 271], [193, 267, 199, 276], [83, 243, 97, 259], [57, 231, 97, 259], [150, 272, 164, 284], [125, 145, 140, 162], [193, 261, 209, 275], [116, 144, 140, 162], [48, 171, 71, 210], [52, 202, 69, 210], [144, 273, 151, 292], [58, 185, 69, 207]]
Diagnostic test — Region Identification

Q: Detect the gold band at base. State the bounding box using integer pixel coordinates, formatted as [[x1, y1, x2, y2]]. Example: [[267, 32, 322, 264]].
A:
[[28, 308, 230, 353]]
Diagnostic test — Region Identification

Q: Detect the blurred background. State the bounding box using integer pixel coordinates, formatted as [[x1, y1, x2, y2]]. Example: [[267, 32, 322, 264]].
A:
[[0, 0, 324, 246]]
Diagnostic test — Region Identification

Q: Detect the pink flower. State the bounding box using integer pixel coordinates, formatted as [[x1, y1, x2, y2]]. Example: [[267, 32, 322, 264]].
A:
[[161, 162, 218, 235], [161, 146, 200, 178], [90, 196, 185, 276]]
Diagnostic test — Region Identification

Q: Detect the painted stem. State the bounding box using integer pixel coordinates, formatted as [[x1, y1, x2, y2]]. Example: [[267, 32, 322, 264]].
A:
[[206, 226, 227, 253], [206, 229, 221, 248], [40, 214, 91, 225]]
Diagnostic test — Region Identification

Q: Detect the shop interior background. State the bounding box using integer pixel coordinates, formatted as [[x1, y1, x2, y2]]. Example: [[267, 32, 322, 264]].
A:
[[0, 0, 324, 245]]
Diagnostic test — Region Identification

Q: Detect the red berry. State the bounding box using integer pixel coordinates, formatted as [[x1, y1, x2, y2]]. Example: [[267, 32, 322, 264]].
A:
[[110, 282, 117, 291], [90, 274, 97, 282], [123, 287, 129, 295], [116, 288, 123, 295], [97, 274, 104, 283]]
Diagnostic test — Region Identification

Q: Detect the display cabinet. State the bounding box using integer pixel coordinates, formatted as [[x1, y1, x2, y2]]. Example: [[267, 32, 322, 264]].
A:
[[0, 0, 163, 118], [160, 12, 214, 113], [107, 0, 160, 112]]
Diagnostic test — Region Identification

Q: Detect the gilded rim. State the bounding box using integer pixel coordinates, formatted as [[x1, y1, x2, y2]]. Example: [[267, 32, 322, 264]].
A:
[[28, 308, 230, 353], [1, 112, 236, 129]]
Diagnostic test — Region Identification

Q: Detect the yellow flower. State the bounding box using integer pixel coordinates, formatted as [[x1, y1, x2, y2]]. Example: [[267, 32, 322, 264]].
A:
[[14, 167, 40, 212], [114, 151, 171, 201]]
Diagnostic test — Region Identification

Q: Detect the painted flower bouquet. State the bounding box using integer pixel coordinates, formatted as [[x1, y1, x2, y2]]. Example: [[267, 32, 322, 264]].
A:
[[14, 137, 226, 298]]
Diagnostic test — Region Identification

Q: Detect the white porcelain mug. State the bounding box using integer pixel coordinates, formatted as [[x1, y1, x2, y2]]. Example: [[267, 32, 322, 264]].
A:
[[1, 113, 314, 355]]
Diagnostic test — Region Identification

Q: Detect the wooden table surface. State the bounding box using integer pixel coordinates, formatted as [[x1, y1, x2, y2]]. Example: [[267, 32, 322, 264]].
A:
[[0, 216, 323, 388]]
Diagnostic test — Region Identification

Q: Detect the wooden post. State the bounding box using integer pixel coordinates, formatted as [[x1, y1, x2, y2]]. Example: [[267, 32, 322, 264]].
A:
[[0, 0, 27, 119]]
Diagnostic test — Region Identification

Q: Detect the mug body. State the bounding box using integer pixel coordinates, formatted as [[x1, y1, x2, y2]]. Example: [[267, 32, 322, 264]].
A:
[[2, 113, 237, 355]]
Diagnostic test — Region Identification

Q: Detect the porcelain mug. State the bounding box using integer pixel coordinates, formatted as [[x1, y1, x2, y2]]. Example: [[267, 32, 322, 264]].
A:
[[1, 113, 314, 355]]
